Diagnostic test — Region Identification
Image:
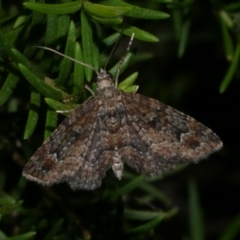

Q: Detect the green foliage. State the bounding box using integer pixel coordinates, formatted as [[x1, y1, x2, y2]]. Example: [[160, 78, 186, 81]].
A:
[[0, 0, 236, 239], [188, 179, 204, 240]]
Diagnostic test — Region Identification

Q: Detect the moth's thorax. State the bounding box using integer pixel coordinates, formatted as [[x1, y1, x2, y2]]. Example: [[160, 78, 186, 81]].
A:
[[95, 73, 125, 132], [96, 67, 123, 116], [96, 68, 114, 90]]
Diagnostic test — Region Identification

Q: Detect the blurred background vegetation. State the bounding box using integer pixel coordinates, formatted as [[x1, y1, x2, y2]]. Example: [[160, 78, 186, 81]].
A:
[[0, 0, 239, 239]]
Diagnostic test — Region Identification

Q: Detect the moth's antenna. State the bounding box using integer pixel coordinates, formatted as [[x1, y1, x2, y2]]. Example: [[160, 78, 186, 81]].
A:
[[33, 46, 99, 75], [115, 33, 135, 87], [104, 34, 122, 70]]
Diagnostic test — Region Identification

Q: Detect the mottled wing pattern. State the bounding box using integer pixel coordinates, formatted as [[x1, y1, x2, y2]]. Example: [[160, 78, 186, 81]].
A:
[[23, 71, 222, 191], [23, 97, 112, 190], [121, 93, 223, 176]]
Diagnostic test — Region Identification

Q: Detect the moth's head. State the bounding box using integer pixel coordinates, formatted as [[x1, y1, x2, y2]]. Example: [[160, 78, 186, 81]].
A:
[[95, 68, 114, 90]]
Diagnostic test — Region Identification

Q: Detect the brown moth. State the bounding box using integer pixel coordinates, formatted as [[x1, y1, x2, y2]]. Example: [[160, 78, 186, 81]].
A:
[[23, 42, 222, 190]]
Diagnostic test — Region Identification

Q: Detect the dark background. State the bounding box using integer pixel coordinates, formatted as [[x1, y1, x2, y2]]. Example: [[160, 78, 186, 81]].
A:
[[0, 0, 239, 239]]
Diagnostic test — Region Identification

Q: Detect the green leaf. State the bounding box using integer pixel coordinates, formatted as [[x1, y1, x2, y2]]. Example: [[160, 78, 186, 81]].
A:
[[0, 73, 19, 107], [100, 0, 170, 19], [45, 14, 58, 46], [92, 41, 100, 72], [4, 26, 24, 45], [24, 91, 41, 139], [137, 182, 171, 204], [57, 15, 70, 40], [102, 32, 121, 46], [178, 19, 191, 58], [189, 179, 205, 240], [219, 10, 233, 29], [220, 42, 240, 93], [100, 33, 121, 66], [31, 4, 45, 26], [123, 85, 138, 93], [84, 2, 131, 18], [81, 10, 94, 81], [13, 15, 29, 28], [23, 2, 82, 15], [118, 72, 138, 91], [18, 64, 62, 101], [0, 31, 45, 79], [39, 14, 58, 72], [56, 21, 76, 85], [109, 50, 136, 78], [112, 175, 146, 199], [126, 208, 177, 235], [113, 24, 159, 42], [11, 48, 45, 79], [44, 107, 58, 139], [172, 7, 182, 40], [91, 15, 123, 26], [73, 42, 85, 95], [219, 11, 234, 61], [124, 209, 165, 221], [44, 98, 78, 113]]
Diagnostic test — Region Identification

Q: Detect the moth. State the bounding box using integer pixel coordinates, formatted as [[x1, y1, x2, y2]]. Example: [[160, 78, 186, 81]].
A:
[[23, 43, 223, 190]]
